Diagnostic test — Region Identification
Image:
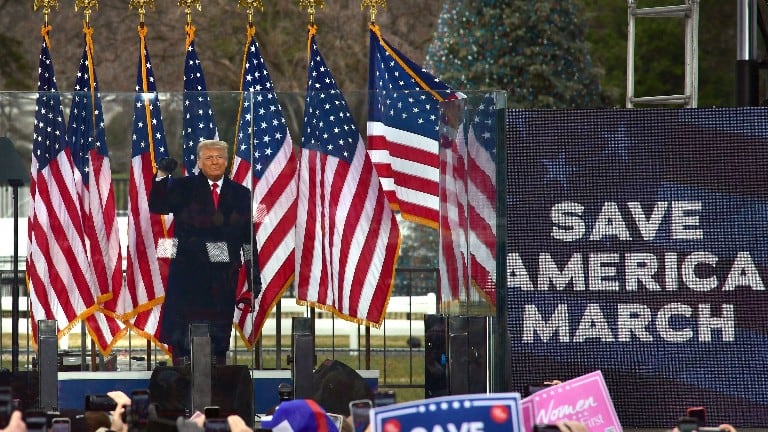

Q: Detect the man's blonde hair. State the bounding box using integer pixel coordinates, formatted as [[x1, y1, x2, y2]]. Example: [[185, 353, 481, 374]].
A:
[[196, 139, 229, 157]]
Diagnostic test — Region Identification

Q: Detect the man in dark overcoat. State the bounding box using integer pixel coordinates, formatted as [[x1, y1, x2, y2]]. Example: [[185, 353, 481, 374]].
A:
[[149, 139, 255, 365]]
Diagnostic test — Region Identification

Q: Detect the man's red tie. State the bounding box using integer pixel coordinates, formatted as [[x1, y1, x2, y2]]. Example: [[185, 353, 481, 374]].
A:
[[211, 183, 219, 209]]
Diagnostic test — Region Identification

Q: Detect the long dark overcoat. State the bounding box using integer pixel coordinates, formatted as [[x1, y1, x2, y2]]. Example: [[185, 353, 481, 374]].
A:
[[149, 173, 252, 355]]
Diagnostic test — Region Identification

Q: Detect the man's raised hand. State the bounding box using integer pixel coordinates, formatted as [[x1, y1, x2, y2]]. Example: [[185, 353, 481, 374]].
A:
[[156, 157, 178, 177]]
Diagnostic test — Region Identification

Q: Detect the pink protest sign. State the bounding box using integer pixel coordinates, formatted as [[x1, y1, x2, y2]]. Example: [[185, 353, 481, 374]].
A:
[[520, 370, 622, 432]]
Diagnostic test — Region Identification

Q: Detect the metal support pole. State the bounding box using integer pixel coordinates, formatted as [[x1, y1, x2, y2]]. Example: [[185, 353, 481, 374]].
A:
[[9, 180, 22, 373], [447, 316, 469, 395], [290, 317, 315, 399], [737, 0, 759, 106], [424, 314, 448, 398], [38, 320, 58, 411], [0, 138, 29, 374], [190, 324, 212, 414], [467, 316, 491, 394]]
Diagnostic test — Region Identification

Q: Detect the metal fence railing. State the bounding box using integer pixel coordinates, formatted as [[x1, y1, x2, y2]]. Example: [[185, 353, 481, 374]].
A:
[[0, 267, 437, 397]]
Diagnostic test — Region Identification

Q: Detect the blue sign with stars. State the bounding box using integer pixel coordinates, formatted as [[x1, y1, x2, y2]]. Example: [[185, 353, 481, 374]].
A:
[[370, 393, 522, 432]]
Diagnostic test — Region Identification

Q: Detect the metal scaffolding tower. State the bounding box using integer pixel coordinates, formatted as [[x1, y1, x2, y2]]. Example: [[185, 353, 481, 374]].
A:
[[626, 0, 700, 107]]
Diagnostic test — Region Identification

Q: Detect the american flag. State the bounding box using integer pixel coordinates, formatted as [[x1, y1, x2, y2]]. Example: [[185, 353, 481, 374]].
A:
[[297, 27, 400, 326], [66, 30, 126, 354], [230, 30, 297, 347], [27, 27, 98, 343], [367, 24, 460, 229], [182, 25, 218, 175], [466, 94, 498, 305], [438, 103, 467, 304], [123, 27, 171, 350]]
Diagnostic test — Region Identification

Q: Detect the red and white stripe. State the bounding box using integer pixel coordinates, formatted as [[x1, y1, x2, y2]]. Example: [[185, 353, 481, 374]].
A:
[[28, 147, 97, 339], [80, 146, 126, 352], [296, 136, 400, 326], [28, 31, 99, 342], [467, 122, 497, 305], [123, 151, 170, 347], [438, 130, 468, 304], [122, 29, 171, 352], [231, 135, 297, 347], [367, 124, 441, 228], [73, 37, 126, 354]]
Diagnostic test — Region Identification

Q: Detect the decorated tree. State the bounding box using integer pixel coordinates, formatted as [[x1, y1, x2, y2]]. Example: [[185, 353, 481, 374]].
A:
[[425, 0, 608, 108]]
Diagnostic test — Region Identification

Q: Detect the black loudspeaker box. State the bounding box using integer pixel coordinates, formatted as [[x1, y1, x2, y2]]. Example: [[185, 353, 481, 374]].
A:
[[0, 370, 38, 411], [148, 366, 253, 426]]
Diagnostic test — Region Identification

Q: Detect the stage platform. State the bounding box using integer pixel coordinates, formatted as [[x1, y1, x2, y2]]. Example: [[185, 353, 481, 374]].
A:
[[55, 369, 379, 415]]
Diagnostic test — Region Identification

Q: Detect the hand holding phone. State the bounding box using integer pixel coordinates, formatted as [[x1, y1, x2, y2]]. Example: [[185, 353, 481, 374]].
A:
[[24, 409, 47, 432], [51, 417, 71, 432], [677, 416, 729, 432], [204, 418, 230, 432], [0, 386, 13, 428], [348, 399, 372, 432], [327, 413, 345, 431], [686, 407, 706, 426], [84, 395, 118, 412], [204, 406, 221, 419], [129, 389, 151, 428]]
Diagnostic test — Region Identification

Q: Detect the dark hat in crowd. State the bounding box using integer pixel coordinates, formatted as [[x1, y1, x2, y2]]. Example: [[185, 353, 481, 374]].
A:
[[311, 359, 374, 417]]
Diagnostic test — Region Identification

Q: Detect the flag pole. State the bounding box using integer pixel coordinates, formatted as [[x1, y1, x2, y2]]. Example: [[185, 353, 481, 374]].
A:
[[74, 0, 98, 26], [129, 0, 155, 27], [31, 0, 60, 375], [237, 0, 264, 26], [129, 0, 157, 368], [297, 0, 325, 365], [179, 0, 201, 51], [298, 0, 325, 25], [361, 0, 386, 24], [361, 0, 387, 370], [33, 0, 59, 27], [178, 0, 202, 25], [235, 0, 265, 369], [299, 0, 324, 62], [75, 0, 102, 372]]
